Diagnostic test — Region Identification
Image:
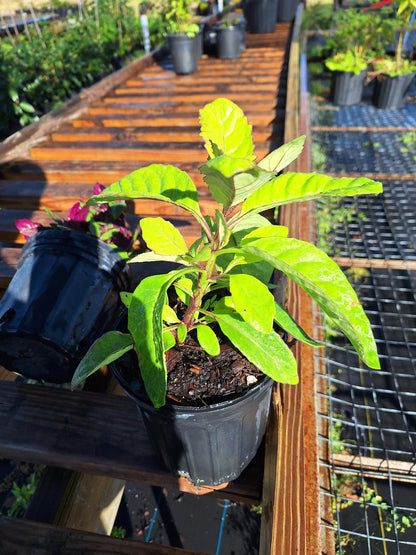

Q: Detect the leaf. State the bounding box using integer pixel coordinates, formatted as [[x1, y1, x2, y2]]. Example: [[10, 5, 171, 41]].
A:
[[177, 323, 187, 343], [196, 325, 220, 356], [129, 251, 182, 264], [140, 217, 188, 255], [240, 225, 289, 243], [214, 312, 298, 384], [229, 274, 275, 333], [163, 304, 179, 324], [274, 303, 322, 347], [199, 98, 255, 160], [240, 173, 383, 217], [258, 135, 305, 173], [215, 209, 229, 246], [120, 292, 132, 308], [128, 268, 192, 407], [163, 331, 176, 351], [240, 238, 380, 369], [87, 164, 206, 229], [71, 332, 134, 388], [200, 156, 273, 208], [174, 277, 194, 304]]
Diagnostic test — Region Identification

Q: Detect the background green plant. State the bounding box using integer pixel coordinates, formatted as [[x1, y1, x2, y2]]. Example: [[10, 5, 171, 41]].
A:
[[0, 0, 166, 139]]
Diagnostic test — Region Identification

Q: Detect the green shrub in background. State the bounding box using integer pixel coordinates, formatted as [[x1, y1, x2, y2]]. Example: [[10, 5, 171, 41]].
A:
[[0, 0, 166, 140]]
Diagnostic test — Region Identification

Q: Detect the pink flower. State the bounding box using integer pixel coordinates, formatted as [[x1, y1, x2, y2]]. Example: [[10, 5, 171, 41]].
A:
[[15, 219, 42, 238]]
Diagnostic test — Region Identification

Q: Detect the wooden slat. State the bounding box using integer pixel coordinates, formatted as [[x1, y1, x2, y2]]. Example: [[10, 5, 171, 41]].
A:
[[0, 380, 263, 505], [0, 516, 203, 555]]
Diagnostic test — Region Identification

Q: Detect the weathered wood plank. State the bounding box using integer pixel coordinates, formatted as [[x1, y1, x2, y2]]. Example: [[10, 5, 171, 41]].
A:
[[0, 380, 263, 504], [51, 127, 282, 144], [29, 143, 273, 162], [0, 516, 203, 554]]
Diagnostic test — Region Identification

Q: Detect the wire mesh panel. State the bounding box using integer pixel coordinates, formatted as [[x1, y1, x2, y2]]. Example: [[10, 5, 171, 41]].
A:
[[308, 58, 416, 553]]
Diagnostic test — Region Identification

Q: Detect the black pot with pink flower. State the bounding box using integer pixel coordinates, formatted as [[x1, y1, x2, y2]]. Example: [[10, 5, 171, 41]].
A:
[[0, 184, 133, 383]]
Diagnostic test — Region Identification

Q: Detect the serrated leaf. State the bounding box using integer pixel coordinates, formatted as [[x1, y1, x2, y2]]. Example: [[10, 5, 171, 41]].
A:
[[240, 173, 383, 216], [258, 135, 305, 173], [196, 325, 220, 355], [229, 274, 275, 333], [128, 268, 192, 407], [214, 312, 298, 384], [240, 238, 380, 369], [71, 332, 134, 388], [274, 303, 322, 347], [199, 97, 255, 160], [87, 164, 206, 228], [141, 217, 188, 255]]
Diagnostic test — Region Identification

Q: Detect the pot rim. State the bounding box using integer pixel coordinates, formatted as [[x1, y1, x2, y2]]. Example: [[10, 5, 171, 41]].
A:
[[111, 360, 273, 415]]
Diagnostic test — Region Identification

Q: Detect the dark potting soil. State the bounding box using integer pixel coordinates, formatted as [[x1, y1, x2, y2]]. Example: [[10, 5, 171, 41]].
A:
[[165, 339, 264, 406], [116, 336, 266, 408]]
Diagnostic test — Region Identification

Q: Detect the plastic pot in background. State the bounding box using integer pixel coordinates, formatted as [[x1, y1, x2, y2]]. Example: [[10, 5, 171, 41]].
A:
[[372, 72, 416, 109], [168, 34, 198, 75], [111, 354, 273, 487], [331, 69, 367, 106], [0, 229, 131, 383], [217, 26, 241, 59], [244, 0, 278, 34], [277, 0, 299, 22]]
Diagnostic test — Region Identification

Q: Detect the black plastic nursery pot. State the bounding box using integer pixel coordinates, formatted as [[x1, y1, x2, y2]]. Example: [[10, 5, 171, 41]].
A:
[[277, 0, 300, 22], [216, 26, 241, 60], [0, 229, 131, 383], [372, 72, 416, 109], [168, 34, 198, 75], [331, 69, 367, 106], [112, 358, 274, 487], [244, 0, 278, 34]]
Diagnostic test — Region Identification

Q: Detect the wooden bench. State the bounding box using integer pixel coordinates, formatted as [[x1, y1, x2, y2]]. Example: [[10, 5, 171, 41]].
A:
[[0, 7, 325, 553]]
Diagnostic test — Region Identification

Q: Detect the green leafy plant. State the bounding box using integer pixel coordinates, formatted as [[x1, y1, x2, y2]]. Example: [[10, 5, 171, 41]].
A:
[[373, 0, 416, 76], [7, 470, 40, 518], [164, 0, 199, 36], [71, 97, 382, 408], [324, 8, 386, 73], [325, 50, 367, 75]]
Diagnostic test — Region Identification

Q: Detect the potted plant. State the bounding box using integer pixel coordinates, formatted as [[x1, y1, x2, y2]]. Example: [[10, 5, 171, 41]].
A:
[[324, 9, 385, 106], [243, 0, 278, 34], [164, 0, 200, 75], [216, 15, 242, 60], [72, 98, 382, 486], [372, 0, 416, 109], [0, 183, 134, 384]]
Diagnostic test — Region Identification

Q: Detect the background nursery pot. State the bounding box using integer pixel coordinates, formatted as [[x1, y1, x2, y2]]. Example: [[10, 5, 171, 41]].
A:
[[168, 33, 198, 75], [331, 68, 367, 106], [243, 0, 278, 34], [0, 229, 131, 383], [216, 22, 241, 60], [372, 71, 416, 109], [72, 98, 382, 487], [112, 353, 273, 486]]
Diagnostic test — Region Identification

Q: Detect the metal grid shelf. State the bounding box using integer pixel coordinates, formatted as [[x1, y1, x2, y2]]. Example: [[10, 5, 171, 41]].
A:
[[311, 99, 416, 129], [308, 57, 416, 553], [312, 130, 416, 174]]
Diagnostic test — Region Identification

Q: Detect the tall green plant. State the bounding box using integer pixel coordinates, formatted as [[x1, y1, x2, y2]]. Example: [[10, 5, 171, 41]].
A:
[[72, 98, 382, 408]]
